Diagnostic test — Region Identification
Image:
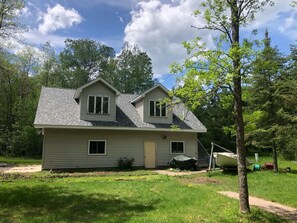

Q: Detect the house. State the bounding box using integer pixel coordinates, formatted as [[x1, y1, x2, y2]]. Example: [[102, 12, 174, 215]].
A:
[[34, 78, 207, 170]]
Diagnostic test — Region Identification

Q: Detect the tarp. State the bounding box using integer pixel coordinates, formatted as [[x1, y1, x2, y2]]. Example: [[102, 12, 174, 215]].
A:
[[168, 155, 198, 170]]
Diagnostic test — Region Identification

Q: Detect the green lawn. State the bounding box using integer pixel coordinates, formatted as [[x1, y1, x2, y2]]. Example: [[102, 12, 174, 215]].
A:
[[0, 156, 41, 165], [0, 156, 296, 222]]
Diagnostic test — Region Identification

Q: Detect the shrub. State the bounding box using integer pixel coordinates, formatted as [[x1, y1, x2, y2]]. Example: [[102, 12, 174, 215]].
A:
[[118, 157, 135, 170]]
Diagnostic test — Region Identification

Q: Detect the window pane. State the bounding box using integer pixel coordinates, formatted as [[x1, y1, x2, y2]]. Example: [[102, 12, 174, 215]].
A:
[[171, 142, 178, 153], [161, 103, 166, 117], [149, 101, 155, 116], [88, 96, 95, 113], [89, 141, 97, 154], [96, 96, 102, 114], [97, 141, 106, 153], [156, 101, 161, 116], [89, 141, 105, 154], [177, 142, 184, 153], [103, 97, 109, 114]]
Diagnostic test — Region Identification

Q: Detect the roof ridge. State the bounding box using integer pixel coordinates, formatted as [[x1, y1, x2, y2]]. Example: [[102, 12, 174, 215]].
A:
[[42, 86, 76, 90]]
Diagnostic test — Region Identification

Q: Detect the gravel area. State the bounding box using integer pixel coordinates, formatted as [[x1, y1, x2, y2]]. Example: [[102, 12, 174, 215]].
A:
[[0, 165, 41, 173]]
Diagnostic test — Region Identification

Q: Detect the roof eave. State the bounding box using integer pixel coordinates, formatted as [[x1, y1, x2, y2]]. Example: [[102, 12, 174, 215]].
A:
[[74, 78, 121, 99], [34, 124, 207, 133]]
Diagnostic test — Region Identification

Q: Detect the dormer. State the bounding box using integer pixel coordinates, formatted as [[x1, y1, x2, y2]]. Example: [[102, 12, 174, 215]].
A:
[[131, 84, 173, 124], [74, 78, 120, 122]]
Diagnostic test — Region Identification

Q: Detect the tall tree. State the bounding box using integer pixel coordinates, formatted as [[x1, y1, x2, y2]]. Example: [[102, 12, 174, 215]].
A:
[[59, 38, 115, 88], [0, 51, 42, 156], [275, 45, 297, 160], [38, 42, 61, 87], [172, 0, 273, 213], [0, 0, 25, 49], [113, 42, 156, 94], [246, 31, 285, 172]]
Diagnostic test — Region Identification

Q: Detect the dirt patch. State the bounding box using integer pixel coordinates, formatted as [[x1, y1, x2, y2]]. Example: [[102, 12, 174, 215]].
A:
[[185, 177, 222, 184], [154, 169, 207, 176], [219, 191, 297, 222], [0, 165, 41, 173]]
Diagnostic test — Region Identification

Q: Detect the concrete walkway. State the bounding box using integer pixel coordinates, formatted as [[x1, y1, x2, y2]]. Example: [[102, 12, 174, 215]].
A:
[[219, 191, 297, 222]]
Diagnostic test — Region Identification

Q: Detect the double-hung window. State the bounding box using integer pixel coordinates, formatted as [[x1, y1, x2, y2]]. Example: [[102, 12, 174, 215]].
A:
[[149, 100, 166, 117], [88, 140, 106, 155], [171, 141, 185, 154], [88, 96, 109, 114]]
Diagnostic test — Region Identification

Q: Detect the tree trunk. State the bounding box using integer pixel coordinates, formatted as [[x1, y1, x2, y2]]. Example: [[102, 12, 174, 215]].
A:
[[272, 131, 278, 172], [234, 76, 250, 213], [230, 0, 250, 213]]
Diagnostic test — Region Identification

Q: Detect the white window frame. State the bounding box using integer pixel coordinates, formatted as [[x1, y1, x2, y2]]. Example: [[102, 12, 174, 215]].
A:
[[88, 140, 107, 155], [87, 95, 110, 115], [149, 100, 167, 117], [170, 141, 185, 154]]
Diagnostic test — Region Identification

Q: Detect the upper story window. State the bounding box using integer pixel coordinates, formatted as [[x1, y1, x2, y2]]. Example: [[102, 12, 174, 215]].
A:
[[88, 95, 109, 114], [149, 100, 166, 117]]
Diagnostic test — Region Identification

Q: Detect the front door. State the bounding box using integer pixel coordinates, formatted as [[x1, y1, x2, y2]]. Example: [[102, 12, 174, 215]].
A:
[[144, 141, 156, 168]]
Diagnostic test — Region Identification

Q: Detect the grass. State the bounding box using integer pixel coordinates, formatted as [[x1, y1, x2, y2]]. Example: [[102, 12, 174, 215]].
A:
[[0, 156, 41, 165], [0, 156, 296, 222]]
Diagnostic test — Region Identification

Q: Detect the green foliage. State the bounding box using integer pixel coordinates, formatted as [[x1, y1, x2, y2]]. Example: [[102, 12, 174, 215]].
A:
[[59, 38, 115, 88], [0, 51, 42, 157], [0, 156, 41, 165], [111, 42, 156, 94], [117, 157, 135, 170], [245, 33, 297, 161], [0, 0, 25, 48]]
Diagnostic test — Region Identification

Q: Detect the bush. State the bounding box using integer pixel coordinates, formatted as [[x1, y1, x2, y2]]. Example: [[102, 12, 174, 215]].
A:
[[118, 157, 135, 170]]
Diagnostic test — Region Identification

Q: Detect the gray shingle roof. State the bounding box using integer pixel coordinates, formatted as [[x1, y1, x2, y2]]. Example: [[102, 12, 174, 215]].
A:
[[34, 87, 207, 132]]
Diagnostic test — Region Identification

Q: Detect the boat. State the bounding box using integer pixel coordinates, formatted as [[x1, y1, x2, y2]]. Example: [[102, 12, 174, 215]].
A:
[[213, 152, 253, 168]]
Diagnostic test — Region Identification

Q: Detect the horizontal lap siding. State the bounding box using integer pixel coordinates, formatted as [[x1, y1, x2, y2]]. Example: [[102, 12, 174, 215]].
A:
[[42, 129, 198, 169]]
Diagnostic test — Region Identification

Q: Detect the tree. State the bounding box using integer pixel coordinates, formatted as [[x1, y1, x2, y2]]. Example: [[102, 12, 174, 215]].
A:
[[59, 38, 115, 88], [0, 50, 42, 157], [246, 31, 285, 172], [38, 42, 61, 87], [0, 0, 25, 49], [194, 89, 236, 150], [171, 0, 273, 213], [275, 45, 297, 160], [112, 42, 156, 94]]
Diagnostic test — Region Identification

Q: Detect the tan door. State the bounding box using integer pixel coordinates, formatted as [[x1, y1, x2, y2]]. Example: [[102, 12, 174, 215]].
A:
[[144, 141, 156, 168]]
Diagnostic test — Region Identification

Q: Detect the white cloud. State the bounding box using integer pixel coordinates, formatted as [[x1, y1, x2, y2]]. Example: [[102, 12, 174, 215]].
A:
[[124, 0, 212, 77], [38, 4, 83, 34], [250, 1, 293, 29], [24, 28, 68, 48], [124, 0, 296, 78]]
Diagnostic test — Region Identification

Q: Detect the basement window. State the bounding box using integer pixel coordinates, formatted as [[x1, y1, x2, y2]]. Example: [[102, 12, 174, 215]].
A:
[[171, 141, 185, 154], [88, 140, 106, 155]]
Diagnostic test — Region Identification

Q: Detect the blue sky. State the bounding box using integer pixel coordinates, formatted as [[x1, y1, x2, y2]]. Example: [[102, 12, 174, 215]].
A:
[[19, 0, 297, 89]]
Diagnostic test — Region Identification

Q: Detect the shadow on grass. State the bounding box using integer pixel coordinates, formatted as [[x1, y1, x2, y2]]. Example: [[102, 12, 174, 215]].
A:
[[0, 185, 156, 222]]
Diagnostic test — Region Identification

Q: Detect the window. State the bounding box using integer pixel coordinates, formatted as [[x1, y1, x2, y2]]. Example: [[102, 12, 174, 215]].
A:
[[88, 140, 106, 155], [88, 96, 109, 114], [171, 141, 185, 154], [149, 100, 166, 117]]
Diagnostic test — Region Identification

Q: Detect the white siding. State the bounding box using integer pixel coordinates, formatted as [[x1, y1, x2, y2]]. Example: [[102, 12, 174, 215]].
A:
[[80, 81, 116, 121], [42, 128, 198, 169]]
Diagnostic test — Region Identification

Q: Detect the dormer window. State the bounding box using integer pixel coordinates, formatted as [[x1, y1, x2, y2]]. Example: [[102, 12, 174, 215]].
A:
[[88, 95, 109, 114], [149, 100, 166, 117]]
